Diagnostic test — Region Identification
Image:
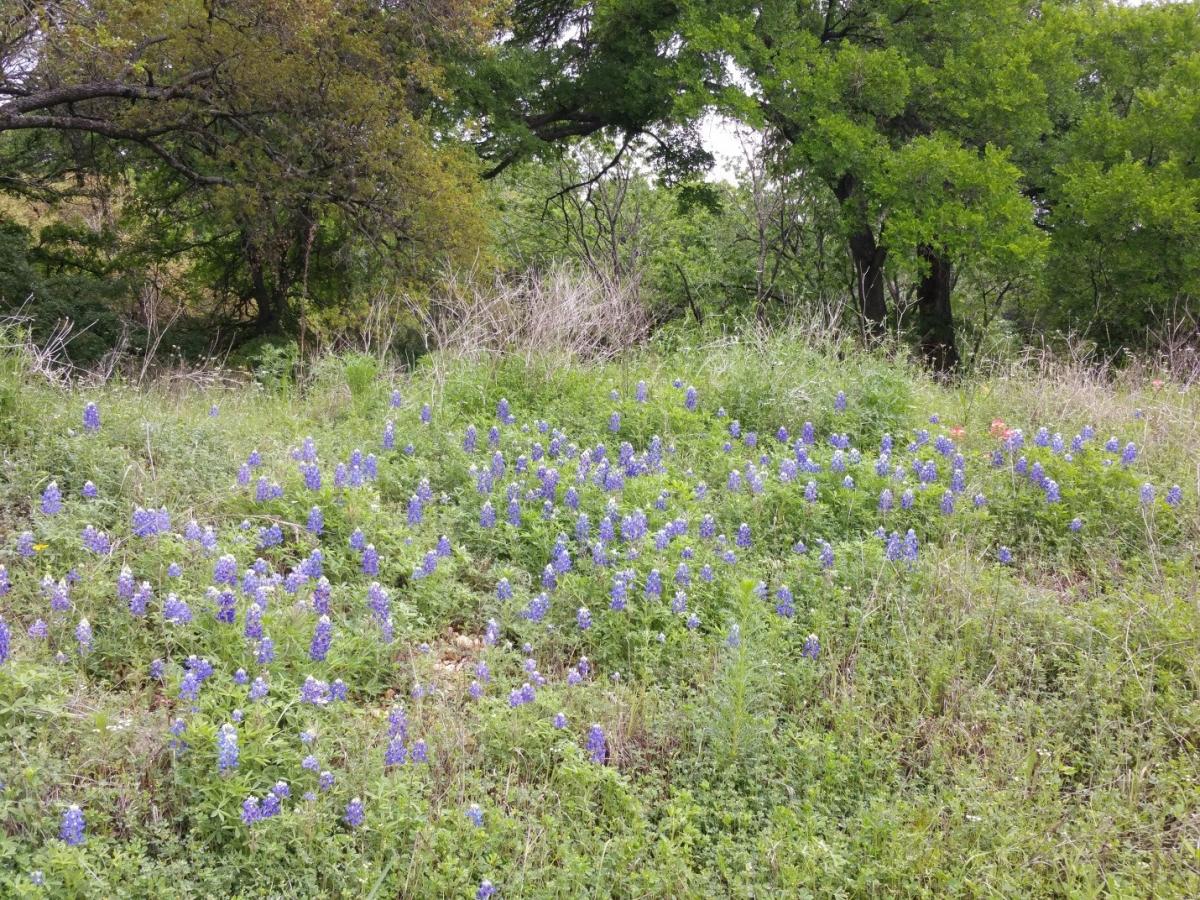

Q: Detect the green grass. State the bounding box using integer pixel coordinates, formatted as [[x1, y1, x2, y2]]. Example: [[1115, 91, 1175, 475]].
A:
[[0, 332, 1198, 897]]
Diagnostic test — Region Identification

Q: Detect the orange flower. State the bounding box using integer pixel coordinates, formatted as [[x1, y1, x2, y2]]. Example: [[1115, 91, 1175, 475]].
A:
[[949, 426, 966, 440], [990, 419, 1007, 438], [1151, 379, 1164, 391]]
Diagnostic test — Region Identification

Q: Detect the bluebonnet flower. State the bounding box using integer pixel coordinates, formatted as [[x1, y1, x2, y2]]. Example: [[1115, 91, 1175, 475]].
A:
[[493, 577, 513, 603], [1069, 517, 1083, 532], [802, 634, 820, 660], [407, 495, 424, 525], [81, 525, 111, 555], [60, 805, 85, 845], [804, 481, 818, 503], [217, 723, 239, 771], [420, 403, 431, 425], [241, 796, 261, 826], [361, 544, 379, 576], [684, 386, 698, 411], [243, 602, 265, 640], [972, 493, 986, 508], [940, 491, 954, 515], [256, 636, 275, 664], [319, 771, 335, 791], [412, 740, 428, 763], [17, 531, 34, 557], [484, 618, 500, 645], [149, 658, 165, 680], [834, 390, 846, 411], [477, 881, 496, 900], [249, 675, 269, 702], [819, 542, 834, 569], [257, 524, 283, 549], [1140, 483, 1155, 505], [260, 794, 281, 818], [415, 550, 438, 579], [299, 675, 329, 706], [385, 735, 408, 767], [496, 397, 514, 424], [950, 470, 966, 494], [0, 565, 7, 597], [307, 577, 331, 615], [735, 523, 752, 549], [506, 498, 521, 526], [81, 480, 97, 499], [0, 616, 9, 665], [45, 576, 70, 612], [466, 803, 484, 827], [388, 705, 408, 740], [586, 724, 607, 763], [645, 569, 662, 598], [74, 618, 92, 654], [775, 586, 795, 618], [608, 410, 621, 432], [41, 482, 62, 515], [344, 798, 365, 828], [726, 624, 741, 648], [901, 489, 914, 510], [82, 402, 100, 433], [309, 616, 333, 661], [1166, 485, 1182, 507], [508, 683, 536, 707], [522, 593, 550, 623], [997, 546, 1013, 564], [30, 871, 44, 886], [552, 711, 568, 729], [1121, 442, 1138, 466], [214, 554, 238, 586], [163, 594, 192, 625], [1044, 480, 1060, 503], [391, 389, 403, 408], [885, 531, 904, 562]]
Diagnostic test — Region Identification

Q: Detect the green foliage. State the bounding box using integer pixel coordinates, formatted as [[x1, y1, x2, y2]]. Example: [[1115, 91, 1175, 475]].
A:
[[0, 335, 1197, 896]]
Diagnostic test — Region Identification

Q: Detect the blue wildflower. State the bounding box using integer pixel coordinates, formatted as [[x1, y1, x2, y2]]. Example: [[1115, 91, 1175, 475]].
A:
[[586, 724, 607, 763], [82, 402, 100, 433], [802, 634, 820, 660], [60, 805, 85, 845], [217, 723, 239, 771], [41, 481, 62, 515], [309, 616, 332, 661]]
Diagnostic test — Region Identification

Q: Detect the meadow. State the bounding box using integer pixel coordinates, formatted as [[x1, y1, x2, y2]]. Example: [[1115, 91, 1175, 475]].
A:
[[0, 333, 1197, 897]]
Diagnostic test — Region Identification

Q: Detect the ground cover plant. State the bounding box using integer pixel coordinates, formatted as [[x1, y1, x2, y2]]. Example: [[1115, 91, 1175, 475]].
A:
[[0, 334, 1198, 897]]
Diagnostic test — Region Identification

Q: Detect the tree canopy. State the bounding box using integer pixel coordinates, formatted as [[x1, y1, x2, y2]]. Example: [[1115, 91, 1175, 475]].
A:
[[1, 0, 1196, 368]]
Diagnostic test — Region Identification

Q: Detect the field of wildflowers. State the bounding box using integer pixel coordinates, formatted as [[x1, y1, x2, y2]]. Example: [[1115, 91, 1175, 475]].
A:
[[0, 335, 1197, 897]]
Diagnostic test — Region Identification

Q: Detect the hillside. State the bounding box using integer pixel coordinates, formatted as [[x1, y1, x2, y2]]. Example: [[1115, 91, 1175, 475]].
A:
[[0, 335, 1197, 897]]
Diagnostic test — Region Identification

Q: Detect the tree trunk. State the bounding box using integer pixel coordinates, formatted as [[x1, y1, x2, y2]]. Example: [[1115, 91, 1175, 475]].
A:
[[834, 174, 887, 341], [916, 245, 959, 373], [847, 226, 888, 340]]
